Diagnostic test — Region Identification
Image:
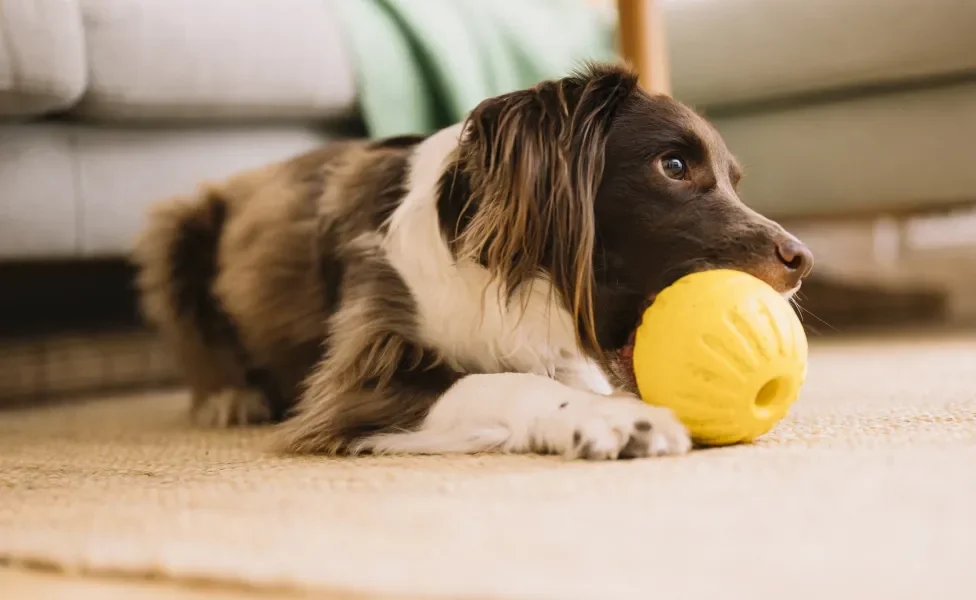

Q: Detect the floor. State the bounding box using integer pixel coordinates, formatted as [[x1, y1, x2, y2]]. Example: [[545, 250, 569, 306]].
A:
[[1, 334, 975, 600], [0, 568, 319, 600]]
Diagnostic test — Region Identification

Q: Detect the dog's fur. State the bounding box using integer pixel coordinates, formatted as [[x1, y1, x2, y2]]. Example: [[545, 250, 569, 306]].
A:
[[133, 63, 813, 459]]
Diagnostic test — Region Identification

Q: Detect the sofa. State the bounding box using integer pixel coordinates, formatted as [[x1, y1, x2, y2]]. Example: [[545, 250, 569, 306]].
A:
[[663, 0, 976, 222], [1, 0, 360, 260], [3, 0, 976, 261]]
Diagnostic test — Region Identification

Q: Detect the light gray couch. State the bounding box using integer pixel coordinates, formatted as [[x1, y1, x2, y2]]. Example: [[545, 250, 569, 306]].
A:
[[2, 0, 976, 261], [1, 0, 358, 260], [663, 0, 976, 222]]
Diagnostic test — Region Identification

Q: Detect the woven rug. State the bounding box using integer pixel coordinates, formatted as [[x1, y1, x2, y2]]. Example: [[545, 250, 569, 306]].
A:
[[1, 335, 975, 600]]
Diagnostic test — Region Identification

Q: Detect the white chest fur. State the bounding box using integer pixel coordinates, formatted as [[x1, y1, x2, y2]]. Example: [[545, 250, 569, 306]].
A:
[[382, 124, 608, 394]]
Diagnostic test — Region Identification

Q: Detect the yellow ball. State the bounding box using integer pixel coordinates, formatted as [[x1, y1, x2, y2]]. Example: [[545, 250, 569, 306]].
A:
[[632, 269, 808, 446]]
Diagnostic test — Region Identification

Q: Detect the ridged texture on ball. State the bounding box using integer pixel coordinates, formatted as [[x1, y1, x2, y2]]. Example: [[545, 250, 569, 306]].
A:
[[632, 270, 808, 446]]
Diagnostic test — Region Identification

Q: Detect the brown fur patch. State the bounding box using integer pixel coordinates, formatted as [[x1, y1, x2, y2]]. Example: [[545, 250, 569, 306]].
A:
[[133, 189, 251, 417], [133, 139, 425, 425], [275, 234, 462, 454]]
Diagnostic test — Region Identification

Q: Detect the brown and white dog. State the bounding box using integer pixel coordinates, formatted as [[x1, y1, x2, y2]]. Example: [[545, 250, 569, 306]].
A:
[[133, 63, 813, 460]]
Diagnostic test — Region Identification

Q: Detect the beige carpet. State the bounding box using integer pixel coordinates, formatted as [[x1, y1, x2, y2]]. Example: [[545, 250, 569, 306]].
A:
[[1, 335, 975, 600]]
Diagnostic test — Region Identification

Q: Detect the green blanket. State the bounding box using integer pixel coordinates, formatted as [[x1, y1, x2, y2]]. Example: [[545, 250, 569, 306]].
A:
[[331, 0, 617, 138]]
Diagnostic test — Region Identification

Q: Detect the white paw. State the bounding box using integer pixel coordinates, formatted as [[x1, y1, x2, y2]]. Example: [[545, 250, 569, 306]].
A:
[[192, 388, 271, 428], [555, 395, 691, 460]]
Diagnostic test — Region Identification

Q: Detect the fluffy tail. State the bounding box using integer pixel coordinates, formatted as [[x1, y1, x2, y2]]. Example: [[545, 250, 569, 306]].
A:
[[133, 189, 288, 421], [133, 189, 229, 341]]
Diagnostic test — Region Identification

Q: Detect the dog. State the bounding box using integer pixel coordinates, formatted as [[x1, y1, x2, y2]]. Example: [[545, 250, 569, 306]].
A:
[[133, 62, 813, 460]]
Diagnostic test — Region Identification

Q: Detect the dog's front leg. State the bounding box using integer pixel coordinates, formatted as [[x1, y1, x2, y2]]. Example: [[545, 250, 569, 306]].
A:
[[359, 373, 691, 460]]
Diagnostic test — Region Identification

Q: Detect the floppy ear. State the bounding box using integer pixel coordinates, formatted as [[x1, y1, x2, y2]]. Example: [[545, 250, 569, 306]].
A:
[[453, 63, 639, 356]]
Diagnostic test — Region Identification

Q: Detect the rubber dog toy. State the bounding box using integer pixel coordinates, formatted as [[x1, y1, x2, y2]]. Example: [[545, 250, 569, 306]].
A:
[[632, 269, 808, 446]]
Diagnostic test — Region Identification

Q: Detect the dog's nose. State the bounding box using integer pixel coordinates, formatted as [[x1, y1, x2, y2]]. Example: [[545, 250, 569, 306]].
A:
[[775, 237, 814, 282]]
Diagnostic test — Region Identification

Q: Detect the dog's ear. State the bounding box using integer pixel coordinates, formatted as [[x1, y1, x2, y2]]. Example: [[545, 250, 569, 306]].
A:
[[454, 62, 639, 356]]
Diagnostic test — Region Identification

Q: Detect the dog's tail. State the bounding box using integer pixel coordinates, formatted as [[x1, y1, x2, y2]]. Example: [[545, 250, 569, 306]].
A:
[[132, 187, 230, 342], [133, 188, 288, 420]]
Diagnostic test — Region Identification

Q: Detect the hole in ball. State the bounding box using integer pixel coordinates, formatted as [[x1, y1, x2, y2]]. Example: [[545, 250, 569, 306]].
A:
[[755, 376, 790, 409]]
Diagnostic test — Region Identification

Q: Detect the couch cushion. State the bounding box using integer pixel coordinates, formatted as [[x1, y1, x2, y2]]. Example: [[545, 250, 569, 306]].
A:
[[0, 127, 79, 256], [714, 81, 976, 220], [0, 0, 87, 118], [70, 0, 357, 122], [664, 0, 976, 109], [0, 124, 333, 259], [76, 126, 331, 255]]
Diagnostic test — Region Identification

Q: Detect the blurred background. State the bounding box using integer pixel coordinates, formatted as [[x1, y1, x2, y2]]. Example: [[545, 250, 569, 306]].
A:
[[1, 0, 975, 404]]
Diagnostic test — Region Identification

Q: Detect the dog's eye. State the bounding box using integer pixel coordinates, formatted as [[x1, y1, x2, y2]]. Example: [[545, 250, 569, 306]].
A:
[[660, 155, 687, 180]]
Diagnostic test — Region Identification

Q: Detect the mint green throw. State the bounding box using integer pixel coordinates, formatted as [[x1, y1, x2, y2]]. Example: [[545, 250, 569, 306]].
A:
[[331, 0, 617, 137]]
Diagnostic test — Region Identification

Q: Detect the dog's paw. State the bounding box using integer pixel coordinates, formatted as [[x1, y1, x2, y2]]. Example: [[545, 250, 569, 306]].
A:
[[559, 395, 691, 460], [191, 388, 271, 428]]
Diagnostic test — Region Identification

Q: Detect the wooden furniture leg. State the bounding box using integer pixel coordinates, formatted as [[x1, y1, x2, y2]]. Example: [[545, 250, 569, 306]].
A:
[[616, 0, 671, 95]]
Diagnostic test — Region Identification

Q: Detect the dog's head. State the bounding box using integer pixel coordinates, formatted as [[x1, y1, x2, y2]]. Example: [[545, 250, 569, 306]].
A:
[[450, 63, 813, 387]]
